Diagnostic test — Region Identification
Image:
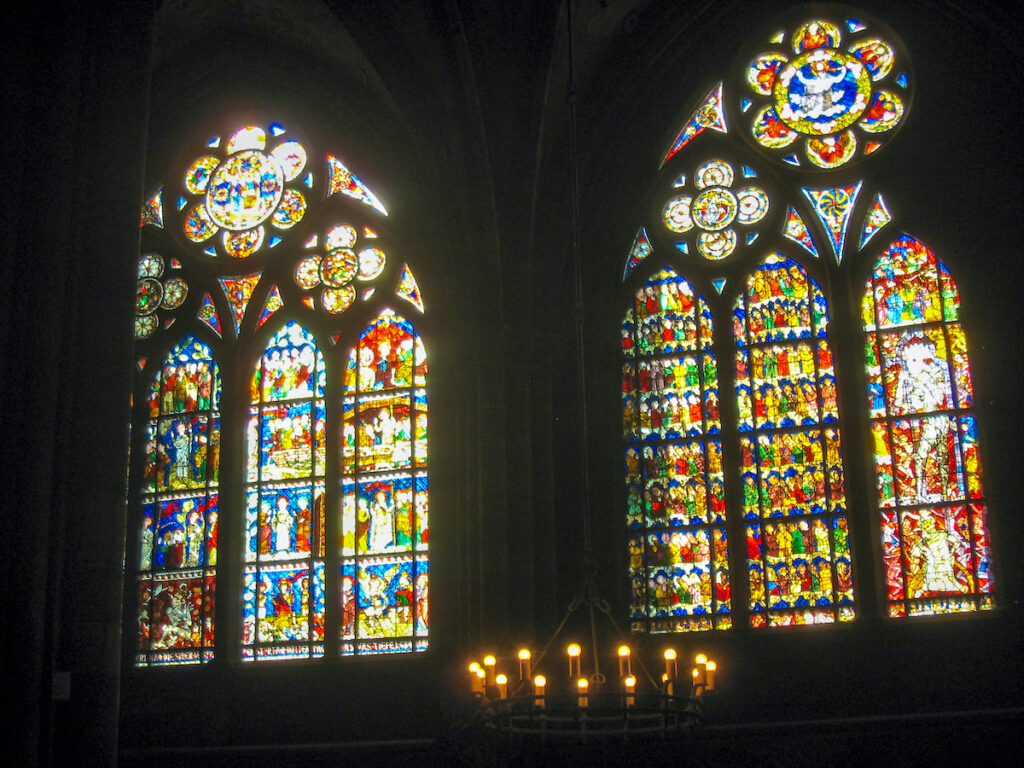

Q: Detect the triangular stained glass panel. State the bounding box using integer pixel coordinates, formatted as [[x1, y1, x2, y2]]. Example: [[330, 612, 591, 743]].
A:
[[672, 175, 686, 188], [675, 242, 689, 255], [270, 123, 286, 136], [623, 227, 653, 280], [896, 72, 908, 88], [859, 193, 892, 250], [741, 98, 752, 113], [803, 184, 863, 264], [364, 227, 378, 238], [746, 232, 759, 245], [305, 234, 318, 248], [136, 357, 147, 372], [198, 292, 222, 337], [140, 190, 163, 228], [331, 333, 343, 344], [327, 155, 388, 215], [362, 288, 375, 301], [218, 273, 261, 334], [163, 317, 176, 329], [770, 30, 785, 44], [660, 83, 728, 168], [712, 278, 727, 293], [169, 258, 183, 269], [257, 285, 285, 329], [301, 296, 315, 310], [396, 264, 424, 313], [782, 207, 819, 259], [177, 196, 188, 211]]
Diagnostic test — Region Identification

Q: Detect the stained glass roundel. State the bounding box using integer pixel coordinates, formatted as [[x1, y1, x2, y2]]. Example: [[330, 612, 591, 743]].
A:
[[205, 150, 285, 231], [741, 16, 911, 170], [773, 48, 871, 135]]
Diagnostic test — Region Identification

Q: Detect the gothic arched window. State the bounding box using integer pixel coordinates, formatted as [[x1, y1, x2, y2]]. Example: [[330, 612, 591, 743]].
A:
[[132, 119, 430, 665], [620, 11, 993, 632], [623, 267, 731, 632], [136, 334, 221, 664], [862, 235, 993, 616]]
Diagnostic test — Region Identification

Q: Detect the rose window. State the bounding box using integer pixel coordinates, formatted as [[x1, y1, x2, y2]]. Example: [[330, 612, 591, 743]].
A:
[[293, 224, 387, 314], [134, 252, 187, 339], [662, 160, 770, 260], [181, 124, 310, 258], [742, 18, 909, 169]]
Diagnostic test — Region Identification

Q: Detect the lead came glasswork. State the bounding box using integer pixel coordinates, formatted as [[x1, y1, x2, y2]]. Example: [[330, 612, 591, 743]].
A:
[[862, 234, 993, 616], [136, 337, 221, 665], [623, 269, 731, 632], [243, 322, 327, 660], [341, 310, 429, 653], [743, 17, 909, 169], [734, 254, 854, 627]]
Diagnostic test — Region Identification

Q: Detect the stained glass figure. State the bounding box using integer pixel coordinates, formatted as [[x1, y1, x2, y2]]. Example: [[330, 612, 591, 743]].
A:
[[862, 234, 993, 617], [180, 124, 311, 258], [803, 183, 862, 263], [859, 192, 892, 249], [243, 322, 327, 660], [219, 273, 262, 334], [742, 18, 909, 169], [734, 254, 855, 627], [623, 269, 731, 633], [396, 265, 424, 312], [660, 83, 728, 168], [141, 189, 164, 228], [623, 227, 653, 280], [136, 337, 221, 665], [341, 310, 429, 653], [327, 155, 388, 215], [663, 159, 770, 261]]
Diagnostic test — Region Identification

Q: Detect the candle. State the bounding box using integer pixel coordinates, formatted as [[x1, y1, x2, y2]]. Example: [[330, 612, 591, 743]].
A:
[[617, 645, 632, 678], [662, 672, 674, 698], [496, 673, 509, 699], [693, 654, 708, 690], [663, 648, 678, 681], [567, 643, 582, 678], [534, 675, 546, 709], [577, 677, 589, 708], [624, 674, 636, 707], [518, 648, 532, 681], [483, 655, 497, 686], [705, 660, 717, 692]]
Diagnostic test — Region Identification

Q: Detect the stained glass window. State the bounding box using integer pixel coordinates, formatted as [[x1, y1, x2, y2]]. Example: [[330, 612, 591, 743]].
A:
[[733, 254, 854, 626], [341, 309, 429, 653], [136, 336, 221, 665], [623, 268, 731, 632], [620, 9, 995, 635], [243, 322, 328, 660], [134, 114, 428, 663], [862, 234, 993, 616]]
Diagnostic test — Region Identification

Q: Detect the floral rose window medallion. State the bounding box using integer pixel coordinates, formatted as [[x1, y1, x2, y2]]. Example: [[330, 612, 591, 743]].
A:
[[743, 18, 910, 169], [663, 160, 770, 260]]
